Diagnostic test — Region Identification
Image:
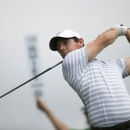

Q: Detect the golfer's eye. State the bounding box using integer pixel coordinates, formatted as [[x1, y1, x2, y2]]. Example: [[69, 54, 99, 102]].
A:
[[63, 40, 68, 45], [57, 45, 60, 50]]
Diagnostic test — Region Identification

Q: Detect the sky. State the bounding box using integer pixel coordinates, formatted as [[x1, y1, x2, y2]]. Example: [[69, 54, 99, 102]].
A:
[[0, 0, 130, 130]]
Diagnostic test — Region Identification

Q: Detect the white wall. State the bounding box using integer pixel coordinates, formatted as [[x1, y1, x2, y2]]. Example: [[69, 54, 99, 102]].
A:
[[0, 0, 130, 130]]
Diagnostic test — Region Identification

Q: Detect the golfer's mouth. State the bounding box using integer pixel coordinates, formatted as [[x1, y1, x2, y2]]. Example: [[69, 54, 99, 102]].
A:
[[64, 53, 68, 56]]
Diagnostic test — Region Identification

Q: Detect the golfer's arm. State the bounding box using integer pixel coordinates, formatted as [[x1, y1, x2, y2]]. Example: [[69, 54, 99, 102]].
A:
[[86, 28, 119, 62], [45, 108, 69, 130]]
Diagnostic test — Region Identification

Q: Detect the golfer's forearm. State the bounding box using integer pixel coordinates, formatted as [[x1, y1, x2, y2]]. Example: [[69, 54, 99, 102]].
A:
[[45, 110, 69, 130], [104, 28, 119, 46]]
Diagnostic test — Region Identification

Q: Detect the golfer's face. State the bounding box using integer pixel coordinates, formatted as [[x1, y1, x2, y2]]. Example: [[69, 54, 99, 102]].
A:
[[56, 38, 83, 58]]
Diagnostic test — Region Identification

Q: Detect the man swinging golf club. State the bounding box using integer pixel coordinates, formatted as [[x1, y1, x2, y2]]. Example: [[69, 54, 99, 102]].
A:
[[49, 24, 130, 130]]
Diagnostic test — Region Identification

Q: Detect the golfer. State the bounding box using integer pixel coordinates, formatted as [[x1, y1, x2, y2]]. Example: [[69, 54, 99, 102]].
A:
[[49, 25, 130, 130]]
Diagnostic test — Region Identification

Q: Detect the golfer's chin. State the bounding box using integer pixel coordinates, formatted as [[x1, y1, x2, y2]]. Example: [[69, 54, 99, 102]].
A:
[[62, 53, 68, 59], [61, 55, 65, 59]]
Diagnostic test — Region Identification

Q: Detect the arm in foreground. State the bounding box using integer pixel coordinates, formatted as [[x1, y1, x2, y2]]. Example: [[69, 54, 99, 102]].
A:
[[124, 29, 130, 76], [36, 98, 69, 130]]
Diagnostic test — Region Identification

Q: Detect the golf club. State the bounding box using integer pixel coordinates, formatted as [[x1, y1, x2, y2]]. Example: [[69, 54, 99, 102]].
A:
[[0, 61, 63, 98]]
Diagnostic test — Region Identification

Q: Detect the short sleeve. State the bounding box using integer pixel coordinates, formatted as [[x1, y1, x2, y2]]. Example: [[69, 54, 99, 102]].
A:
[[62, 45, 88, 79], [115, 59, 129, 78]]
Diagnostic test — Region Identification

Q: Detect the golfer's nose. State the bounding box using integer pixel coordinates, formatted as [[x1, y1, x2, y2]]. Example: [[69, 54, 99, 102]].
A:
[[60, 44, 66, 51]]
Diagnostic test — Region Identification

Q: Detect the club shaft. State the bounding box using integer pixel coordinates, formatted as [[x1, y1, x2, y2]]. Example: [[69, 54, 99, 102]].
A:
[[0, 61, 62, 98]]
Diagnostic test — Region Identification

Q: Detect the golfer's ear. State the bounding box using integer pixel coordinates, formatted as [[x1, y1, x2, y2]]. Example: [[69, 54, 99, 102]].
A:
[[79, 38, 84, 47]]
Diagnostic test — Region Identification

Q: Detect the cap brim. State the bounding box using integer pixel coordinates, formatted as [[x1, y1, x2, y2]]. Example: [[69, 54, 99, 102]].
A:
[[49, 37, 60, 51], [49, 36, 76, 51]]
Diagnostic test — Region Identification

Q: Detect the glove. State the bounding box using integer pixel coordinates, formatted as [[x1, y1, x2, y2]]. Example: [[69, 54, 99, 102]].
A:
[[111, 24, 129, 36]]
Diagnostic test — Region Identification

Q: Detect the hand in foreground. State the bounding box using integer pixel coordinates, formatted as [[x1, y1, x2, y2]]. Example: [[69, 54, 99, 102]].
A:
[[36, 97, 49, 112], [126, 27, 130, 43]]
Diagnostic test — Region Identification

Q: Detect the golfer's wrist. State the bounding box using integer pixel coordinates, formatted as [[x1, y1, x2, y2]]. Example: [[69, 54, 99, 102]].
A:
[[118, 26, 127, 36], [113, 25, 128, 36]]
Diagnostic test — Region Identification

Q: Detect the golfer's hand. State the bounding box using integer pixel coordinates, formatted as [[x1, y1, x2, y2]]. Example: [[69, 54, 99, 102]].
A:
[[110, 24, 129, 36], [126, 28, 130, 43]]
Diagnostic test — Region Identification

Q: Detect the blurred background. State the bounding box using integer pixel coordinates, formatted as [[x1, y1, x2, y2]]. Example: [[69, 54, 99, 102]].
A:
[[0, 0, 130, 130]]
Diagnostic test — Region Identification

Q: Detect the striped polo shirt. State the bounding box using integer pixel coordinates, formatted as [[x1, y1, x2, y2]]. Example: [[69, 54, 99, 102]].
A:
[[62, 45, 130, 127]]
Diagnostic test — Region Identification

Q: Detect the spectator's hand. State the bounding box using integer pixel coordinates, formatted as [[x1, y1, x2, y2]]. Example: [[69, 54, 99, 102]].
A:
[[37, 97, 49, 112]]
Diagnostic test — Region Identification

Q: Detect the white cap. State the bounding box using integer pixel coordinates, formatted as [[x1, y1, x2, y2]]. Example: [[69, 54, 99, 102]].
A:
[[49, 29, 81, 51]]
